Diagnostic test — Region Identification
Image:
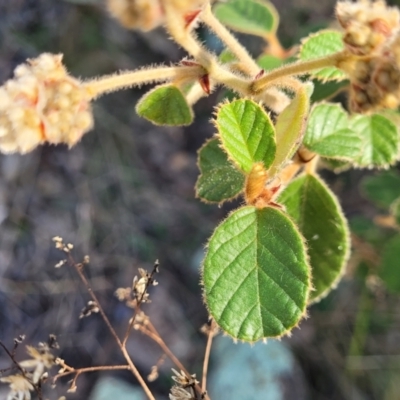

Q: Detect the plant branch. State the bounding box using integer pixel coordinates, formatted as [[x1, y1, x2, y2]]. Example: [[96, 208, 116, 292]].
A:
[[53, 365, 130, 382], [201, 319, 217, 394], [138, 322, 211, 400], [163, 3, 214, 68], [86, 65, 205, 98], [0, 340, 43, 400], [252, 51, 348, 93], [201, 4, 259, 76], [67, 254, 156, 400], [122, 261, 159, 348]]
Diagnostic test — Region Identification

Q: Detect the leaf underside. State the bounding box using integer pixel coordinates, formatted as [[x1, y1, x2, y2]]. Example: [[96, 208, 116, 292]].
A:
[[196, 138, 245, 203], [136, 85, 193, 126]]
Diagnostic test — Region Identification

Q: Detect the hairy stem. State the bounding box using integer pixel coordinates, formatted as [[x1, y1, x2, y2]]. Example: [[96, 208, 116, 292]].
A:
[[252, 52, 348, 93], [201, 4, 259, 76], [163, 3, 213, 68], [86, 65, 204, 98]]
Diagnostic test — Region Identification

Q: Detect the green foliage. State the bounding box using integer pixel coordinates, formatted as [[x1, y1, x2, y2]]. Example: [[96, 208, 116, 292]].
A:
[[8, 0, 400, 368], [269, 83, 310, 177], [136, 84, 193, 126], [310, 79, 348, 103], [216, 99, 276, 173], [203, 206, 311, 341], [299, 31, 346, 81], [304, 103, 362, 161], [279, 174, 350, 302], [390, 197, 400, 226], [380, 234, 400, 294], [257, 55, 283, 71], [349, 114, 399, 168], [361, 171, 400, 208], [214, 0, 279, 37], [196, 138, 245, 203]]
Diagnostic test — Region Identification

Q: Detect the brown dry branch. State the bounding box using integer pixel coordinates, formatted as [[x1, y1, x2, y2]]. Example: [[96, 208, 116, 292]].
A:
[[0, 339, 44, 400], [53, 237, 156, 400]]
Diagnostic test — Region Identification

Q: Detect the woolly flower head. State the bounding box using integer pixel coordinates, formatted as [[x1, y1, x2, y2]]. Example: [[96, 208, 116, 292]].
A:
[[335, 1, 400, 112], [336, 0, 400, 55], [0, 53, 94, 154], [106, 0, 164, 31], [106, 0, 208, 31]]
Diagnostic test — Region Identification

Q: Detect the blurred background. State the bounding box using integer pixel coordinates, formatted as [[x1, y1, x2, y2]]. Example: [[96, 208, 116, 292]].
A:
[[1, 0, 400, 399]]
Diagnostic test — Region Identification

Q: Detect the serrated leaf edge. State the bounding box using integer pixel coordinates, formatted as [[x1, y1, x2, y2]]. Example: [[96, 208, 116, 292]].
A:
[[195, 136, 245, 204], [135, 83, 194, 126], [301, 173, 351, 304], [201, 205, 312, 342], [350, 114, 400, 169], [303, 102, 362, 162], [213, 98, 276, 173], [298, 29, 347, 83]]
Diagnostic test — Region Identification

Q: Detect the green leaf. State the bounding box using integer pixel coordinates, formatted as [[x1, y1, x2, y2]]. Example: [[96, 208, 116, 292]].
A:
[[380, 234, 400, 294], [304, 103, 362, 161], [214, 0, 279, 37], [269, 83, 311, 177], [349, 114, 399, 168], [203, 206, 311, 341], [310, 79, 348, 103], [219, 49, 237, 64], [196, 138, 245, 203], [361, 171, 400, 209], [299, 30, 346, 81], [136, 84, 193, 126], [216, 99, 276, 173], [257, 55, 283, 71], [390, 197, 400, 226], [279, 174, 350, 302]]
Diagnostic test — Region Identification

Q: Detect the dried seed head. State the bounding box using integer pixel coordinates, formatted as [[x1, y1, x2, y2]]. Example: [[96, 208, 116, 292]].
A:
[[169, 385, 195, 400], [79, 301, 100, 318], [148, 365, 159, 382], [0, 374, 34, 400], [0, 53, 94, 154], [171, 368, 199, 388]]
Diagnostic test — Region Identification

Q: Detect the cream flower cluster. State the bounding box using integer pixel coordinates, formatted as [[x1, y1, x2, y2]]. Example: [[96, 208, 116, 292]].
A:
[[337, 0, 400, 55], [106, 0, 164, 31], [337, 0, 400, 112], [106, 0, 208, 31], [0, 53, 93, 154]]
